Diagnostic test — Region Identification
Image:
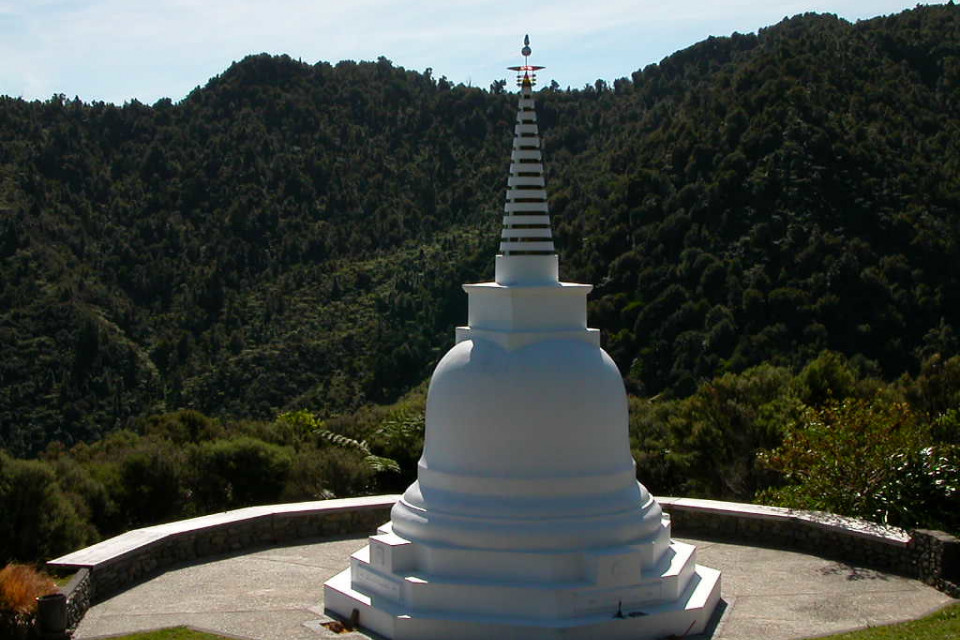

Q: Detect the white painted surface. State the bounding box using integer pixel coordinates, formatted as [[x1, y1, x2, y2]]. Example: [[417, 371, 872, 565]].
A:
[[494, 254, 559, 286], [464, 282, 589, 333]]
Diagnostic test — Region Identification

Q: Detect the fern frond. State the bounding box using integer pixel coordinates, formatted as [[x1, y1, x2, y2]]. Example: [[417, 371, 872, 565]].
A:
[[316, 429, 372, 456], [364, 455, 401, 474]]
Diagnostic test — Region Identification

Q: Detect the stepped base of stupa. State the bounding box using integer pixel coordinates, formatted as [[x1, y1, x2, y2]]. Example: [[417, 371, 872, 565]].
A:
[[323, 519, 721, 640]]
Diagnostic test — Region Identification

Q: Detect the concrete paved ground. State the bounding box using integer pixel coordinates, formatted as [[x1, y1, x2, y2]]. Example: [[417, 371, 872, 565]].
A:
[[75, 536, 956, 640]]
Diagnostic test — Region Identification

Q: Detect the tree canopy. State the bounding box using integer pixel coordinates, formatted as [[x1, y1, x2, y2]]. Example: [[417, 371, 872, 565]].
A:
[[1, 5, 960, 457]]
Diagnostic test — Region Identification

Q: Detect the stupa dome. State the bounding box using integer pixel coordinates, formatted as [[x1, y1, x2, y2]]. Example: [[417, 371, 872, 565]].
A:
[[424, 337, 632, 477], [390, 336, 665, 551]]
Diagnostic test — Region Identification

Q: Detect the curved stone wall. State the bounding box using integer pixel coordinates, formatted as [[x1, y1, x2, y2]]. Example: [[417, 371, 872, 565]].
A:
[[48, 495, 959, 632]]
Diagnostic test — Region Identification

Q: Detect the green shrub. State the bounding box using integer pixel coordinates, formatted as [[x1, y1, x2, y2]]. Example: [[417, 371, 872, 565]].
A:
[[793, 350, 860, 406], [368, 409, 424, 492], [138, 411, 225, 444], [907, 354, 960, 419], [190, 437, 293, 511], [116, 446, 188, 528], [266, 410, 322, 447], [0, 453, 91, 562], [759, 398, 960, 532], [46, 455, 110, 543], [282, 446, 374, 501], [669, 364, 800, 499]]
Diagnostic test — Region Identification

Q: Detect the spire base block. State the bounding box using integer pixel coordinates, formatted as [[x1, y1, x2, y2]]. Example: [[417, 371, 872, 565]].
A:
[[462, 281, 592, 341], [495, 254, 559, 286]]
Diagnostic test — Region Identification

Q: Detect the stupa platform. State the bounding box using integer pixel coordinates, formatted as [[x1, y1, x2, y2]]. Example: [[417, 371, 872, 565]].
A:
[[71, 530, 954, 640]]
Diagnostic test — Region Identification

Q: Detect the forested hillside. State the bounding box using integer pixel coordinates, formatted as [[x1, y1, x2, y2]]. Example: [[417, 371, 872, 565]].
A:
[[2, 4, 960, 457]]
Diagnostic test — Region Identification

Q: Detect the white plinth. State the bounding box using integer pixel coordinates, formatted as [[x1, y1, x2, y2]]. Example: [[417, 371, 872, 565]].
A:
[[325, 519, 720, 640]]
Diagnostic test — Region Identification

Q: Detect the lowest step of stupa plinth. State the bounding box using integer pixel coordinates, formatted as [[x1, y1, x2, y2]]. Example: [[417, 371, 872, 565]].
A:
[[323, 35, 721, 640]]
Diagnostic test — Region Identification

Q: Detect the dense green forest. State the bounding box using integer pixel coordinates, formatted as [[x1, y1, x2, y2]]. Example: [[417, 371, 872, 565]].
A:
[[2, 5, 960, 562], [3, 5, 960, 454], [1, 351, 957, 564]]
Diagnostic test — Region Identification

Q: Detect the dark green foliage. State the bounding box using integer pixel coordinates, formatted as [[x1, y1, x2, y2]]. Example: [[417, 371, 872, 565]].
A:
[[2, 6, 960, 455], [630, 363, 800, 499], [116, 445, 187, 526], [793, 351, 860, 406], [907, 354, 960, 420], [191, 437, 293, 512], [139, 410, 226, 444], [0, 405, 406, 563], [0, 452, 92, 563], [629, 351, 960, 533], [369, 407, 426, 493], [553, 5, 960, 397], [0, 56, 506, 456], [758, 399, 960, 532], [282, 446, 374, 502]]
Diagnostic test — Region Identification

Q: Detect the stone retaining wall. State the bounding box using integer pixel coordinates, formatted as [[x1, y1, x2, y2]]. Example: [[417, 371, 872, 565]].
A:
[[62, 569, 91, 633], [659, 498, 913, 573], [92, 506, 392, 597], [911, 529, 960, 598], [48, 496, 399, 611], [658, 497, 960, 598], [46, 495, 960, 632]]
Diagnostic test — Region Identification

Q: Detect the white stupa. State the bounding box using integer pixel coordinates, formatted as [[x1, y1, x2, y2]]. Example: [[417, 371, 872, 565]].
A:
[[324, 36, 721, 640]]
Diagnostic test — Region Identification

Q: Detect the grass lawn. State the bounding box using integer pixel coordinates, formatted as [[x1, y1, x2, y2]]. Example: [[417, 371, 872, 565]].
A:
[[820, 603, 960, 639], [52, 572, 75, 588]]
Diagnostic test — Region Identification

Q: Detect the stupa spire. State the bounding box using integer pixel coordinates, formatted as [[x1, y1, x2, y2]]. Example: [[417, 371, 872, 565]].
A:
[[498, 35, 557, 284]]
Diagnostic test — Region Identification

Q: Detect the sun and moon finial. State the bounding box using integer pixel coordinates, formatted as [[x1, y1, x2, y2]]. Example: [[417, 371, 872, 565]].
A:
[[508, 34, 544, 88]]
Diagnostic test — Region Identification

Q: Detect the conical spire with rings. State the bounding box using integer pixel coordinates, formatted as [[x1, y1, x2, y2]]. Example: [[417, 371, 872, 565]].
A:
[[495, 35, 559, 286]]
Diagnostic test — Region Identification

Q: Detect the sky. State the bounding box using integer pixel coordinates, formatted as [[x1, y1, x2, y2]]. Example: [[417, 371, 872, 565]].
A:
[[0, 1, 951, 105]]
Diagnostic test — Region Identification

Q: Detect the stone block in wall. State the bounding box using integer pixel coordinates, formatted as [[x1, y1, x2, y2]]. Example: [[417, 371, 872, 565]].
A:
[[91, 564, 122, 600], [168, 532, 198, 563], [271, 517, 296, 543], [280, 513, 322, 539], [195, 536, 213, 557], [357, 510, 391, 532]]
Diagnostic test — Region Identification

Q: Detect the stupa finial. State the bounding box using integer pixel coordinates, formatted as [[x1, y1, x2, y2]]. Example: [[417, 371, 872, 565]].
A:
[[509, 34, 544, 90]]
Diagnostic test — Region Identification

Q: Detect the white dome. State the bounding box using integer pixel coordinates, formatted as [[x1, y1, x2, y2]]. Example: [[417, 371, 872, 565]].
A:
[[390, 336, 663, 551], [423, 337, 634, 477]]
